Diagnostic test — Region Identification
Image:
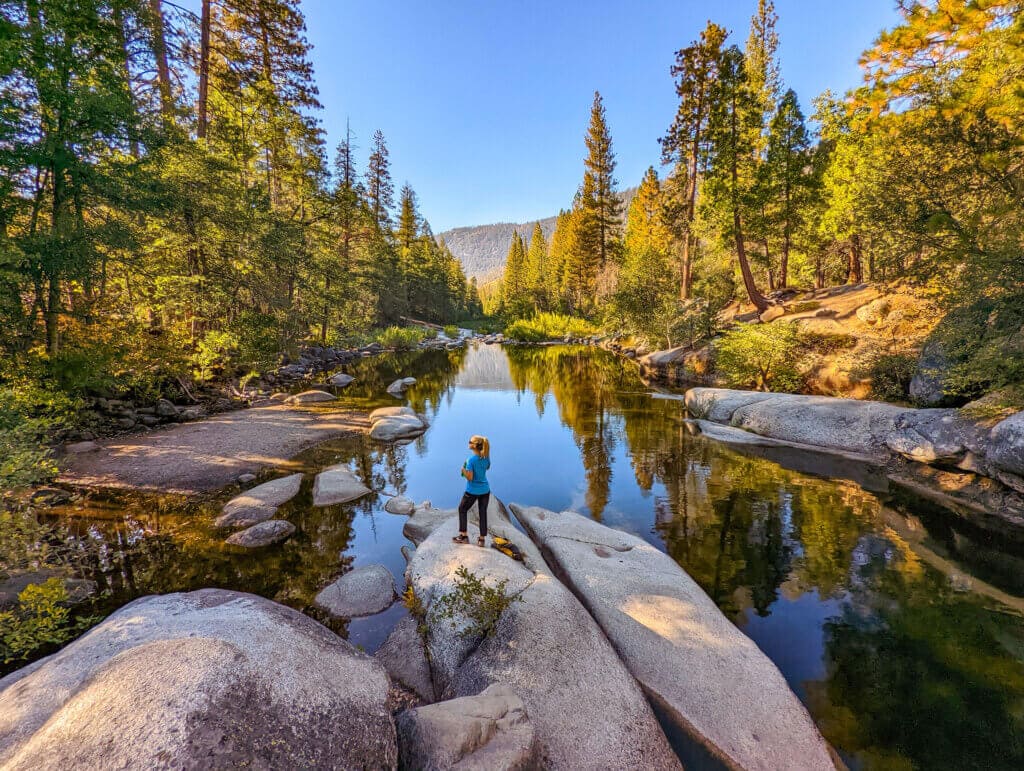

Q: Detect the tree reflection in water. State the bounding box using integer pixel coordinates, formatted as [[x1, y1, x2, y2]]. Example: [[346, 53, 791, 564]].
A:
[[39, 344, 1024, 768]]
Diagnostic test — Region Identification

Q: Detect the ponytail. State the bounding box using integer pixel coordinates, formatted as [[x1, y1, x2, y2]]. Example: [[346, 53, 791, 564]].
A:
[[470, 435, 490, 459]]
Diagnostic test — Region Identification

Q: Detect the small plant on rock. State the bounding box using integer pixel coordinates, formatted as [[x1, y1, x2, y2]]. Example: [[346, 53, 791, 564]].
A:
[[430, 565, 521, 639]]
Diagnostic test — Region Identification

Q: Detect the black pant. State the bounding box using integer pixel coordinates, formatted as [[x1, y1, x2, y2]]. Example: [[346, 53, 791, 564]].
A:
[[458, 492, 490, 537]]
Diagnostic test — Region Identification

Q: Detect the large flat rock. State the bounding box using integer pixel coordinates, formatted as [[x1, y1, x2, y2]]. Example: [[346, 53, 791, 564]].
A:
[[407, 517, 679, 770], [375, 615, 435, 702], [216, 472, 303, 528], [512, 504, 835, 771], [402, 497, 509, 547], [0, 589, 396, 769], [312, 463, 372, 506], [59, 405, 368, 494]]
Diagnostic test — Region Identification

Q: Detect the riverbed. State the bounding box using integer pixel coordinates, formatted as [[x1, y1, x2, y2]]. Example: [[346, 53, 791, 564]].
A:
[[40, 343, 1024, 769]]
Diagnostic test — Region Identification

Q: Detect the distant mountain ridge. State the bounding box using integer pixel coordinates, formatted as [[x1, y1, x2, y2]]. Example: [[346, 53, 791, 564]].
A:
[[439, 218, 557, 282], [439, 188, 636, 282]]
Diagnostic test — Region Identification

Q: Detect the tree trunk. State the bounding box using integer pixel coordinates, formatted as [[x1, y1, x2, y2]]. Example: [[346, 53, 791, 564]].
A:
[[780, 229, 790, 289], [149, 0, 174, 117], [679, 235, 693, 300], [197, 0, 210, 138], [735, 212, 768, 312], [848, 234, 864, 284]]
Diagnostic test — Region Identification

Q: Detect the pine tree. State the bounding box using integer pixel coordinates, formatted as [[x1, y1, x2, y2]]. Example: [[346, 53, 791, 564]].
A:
[[661, 21, 728, 298], [366, 129, 394, 231], [396, 183, 420, 250], [624, 167, 671, 255], [500, 232, 529, 318], [579, 91, 622, 270], [765, 89, 811, 288], [704, 45, 769, 312], [525, 223, 549, 311]]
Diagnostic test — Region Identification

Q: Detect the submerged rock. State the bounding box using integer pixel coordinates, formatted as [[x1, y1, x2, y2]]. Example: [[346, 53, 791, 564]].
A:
[[216, 472, 303, 528], [329, 372, 354, 387], [285, 389, 336, 405], [312, 463, 372, 506], [225, 519, 295, 547], [407, 516, 680, 769], [513, 505, 834, 771], [386, 377, 417, 396], [396, 684, 536, 770], [375, 615, 434, 702], [0, 589, 397, 769], [314, 563, 396, 618]]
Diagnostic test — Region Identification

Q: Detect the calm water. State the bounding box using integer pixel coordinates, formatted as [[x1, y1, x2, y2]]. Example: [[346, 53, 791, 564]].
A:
[[42, 344, 1024, 770]]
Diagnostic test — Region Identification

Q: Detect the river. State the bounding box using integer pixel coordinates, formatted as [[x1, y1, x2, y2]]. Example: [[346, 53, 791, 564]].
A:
[[42, 342, 1024, 769]]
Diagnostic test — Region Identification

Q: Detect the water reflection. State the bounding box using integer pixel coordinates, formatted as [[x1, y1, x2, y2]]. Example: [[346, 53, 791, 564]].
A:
[[40, 343, 1024, 769]]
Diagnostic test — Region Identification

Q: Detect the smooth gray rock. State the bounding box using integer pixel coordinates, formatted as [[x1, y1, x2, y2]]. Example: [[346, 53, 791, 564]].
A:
[[329, 372, 354, 387], [402, 498, 509, 547], [407, 518, 680, 770], [396, 684, 536, 771], [513, 505, 834, 771], [0, 590, 396, 770], [886, 409, 990, 466], [684, 387, 785, 423], [314, 564, 396, 618], [375, 615, 434, 702], [729, 392, 906, 457], [909, 341, 950, 406], [370, 406, 418, 421], [385, 495, 416, 515], [370, 415, 425, 438], [990, 411, 1024, 479], [312, 463, 372, 506], [284, 389, 336, 405], [225, 519, 295, 547], [216, 472, 303, 528], [237, 472, 257, 484]]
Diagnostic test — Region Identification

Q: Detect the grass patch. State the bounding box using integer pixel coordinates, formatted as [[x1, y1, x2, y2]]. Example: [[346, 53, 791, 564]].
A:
[[375, 326, 426, 350], [504, 313, 597, 343]]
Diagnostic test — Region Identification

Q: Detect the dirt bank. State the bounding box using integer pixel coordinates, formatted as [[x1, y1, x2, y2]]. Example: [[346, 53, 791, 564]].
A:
[[58, 405, 369, 495]]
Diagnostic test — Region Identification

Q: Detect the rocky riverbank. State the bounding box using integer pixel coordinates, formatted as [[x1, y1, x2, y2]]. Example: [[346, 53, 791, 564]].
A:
[[685, 387, 1024, 527], [0, 501, 840, 770]]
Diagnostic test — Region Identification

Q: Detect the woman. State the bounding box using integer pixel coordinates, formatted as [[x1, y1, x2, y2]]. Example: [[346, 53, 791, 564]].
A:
[[453, 435, 491, 547]]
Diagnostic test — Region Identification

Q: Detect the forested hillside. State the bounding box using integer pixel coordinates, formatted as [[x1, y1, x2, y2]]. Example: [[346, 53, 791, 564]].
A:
[[0, 0, 481, 394], [439, 219, 557, 281], [493, 0, 1023, 407]]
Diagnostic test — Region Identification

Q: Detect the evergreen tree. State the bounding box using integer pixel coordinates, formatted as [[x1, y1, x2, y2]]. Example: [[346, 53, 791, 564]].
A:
[[499, 231, 529, 318], [579, 91, 622, 270], [704, 45, 769, 311], [661, 22, 728, 298], [366, 129, 394, 231], [624, 167, 671, 255], [764, 89, 811, 288], [396, 183, 420, 250], [525, 222, 549, 311]]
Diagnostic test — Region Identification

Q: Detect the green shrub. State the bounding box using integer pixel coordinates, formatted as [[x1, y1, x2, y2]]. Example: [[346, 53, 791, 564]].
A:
[[503, 313, 596, 342], [0, 383, 79, 490], [443, 324, 459, 338], [430, 566, 521, 639], [854, 350, 918, 403], [375, 326, 425, 350], [715, 322, 803, 392], [0, 578, 99, 665]]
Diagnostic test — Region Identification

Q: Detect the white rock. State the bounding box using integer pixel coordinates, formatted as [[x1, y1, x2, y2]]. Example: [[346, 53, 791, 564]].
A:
[[216, 473, 303, 528], [384, 495, 415, 515], [396, 684, 536, 769], [0, 590, 396, 769], [513, 505, 834, 771], [314, 564, 395, 618], [312, 464, 371, 506], [284, 390, 336, 405]]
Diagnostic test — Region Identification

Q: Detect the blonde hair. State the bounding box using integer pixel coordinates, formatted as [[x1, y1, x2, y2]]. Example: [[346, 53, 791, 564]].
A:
[[469, 435, 490, 458]]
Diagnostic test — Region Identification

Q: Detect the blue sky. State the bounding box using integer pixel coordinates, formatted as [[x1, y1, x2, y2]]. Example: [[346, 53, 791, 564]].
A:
[[190, 1, 904, 231]]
